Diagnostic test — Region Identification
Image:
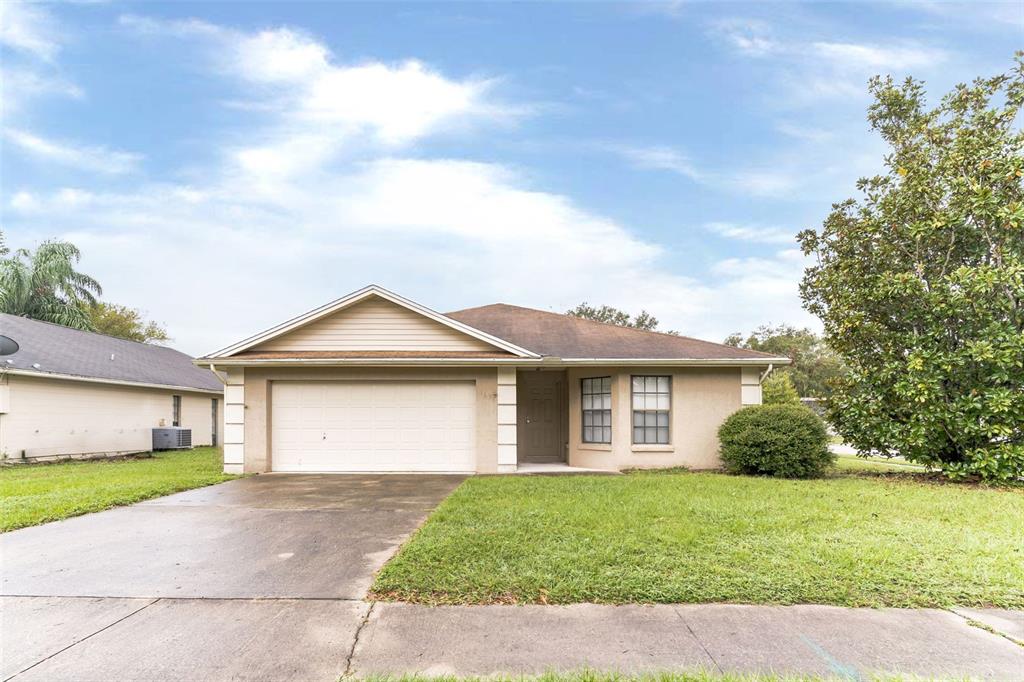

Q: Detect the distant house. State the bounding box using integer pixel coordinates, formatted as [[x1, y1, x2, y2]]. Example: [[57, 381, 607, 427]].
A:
[[0, 314, 223, 462]]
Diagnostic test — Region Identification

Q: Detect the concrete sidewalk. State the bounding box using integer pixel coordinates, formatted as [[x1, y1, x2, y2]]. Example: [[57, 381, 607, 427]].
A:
[[4, 598, 1022, 680], [351, 603, 1024, 680]]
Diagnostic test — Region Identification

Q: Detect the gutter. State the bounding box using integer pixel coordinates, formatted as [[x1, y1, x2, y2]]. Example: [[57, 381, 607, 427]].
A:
[[4, 368, 223, 394], [193, 356, 792, 368]]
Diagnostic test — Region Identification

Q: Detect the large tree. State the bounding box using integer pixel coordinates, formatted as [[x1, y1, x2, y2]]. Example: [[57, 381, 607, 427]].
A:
[[567, 303, 678, 334], [724, 324, 843, 398], [0, 241, 102, 330], [798, 55, 1024, 481], [89, 302, 170, 344]]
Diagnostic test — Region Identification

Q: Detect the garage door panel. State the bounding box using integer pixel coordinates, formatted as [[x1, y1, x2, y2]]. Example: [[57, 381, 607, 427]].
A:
[[272, 381, 476, 473]]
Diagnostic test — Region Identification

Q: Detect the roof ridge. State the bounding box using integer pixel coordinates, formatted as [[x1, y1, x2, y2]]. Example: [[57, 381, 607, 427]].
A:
[[446, 303, 778, 357], [0, 312, 177, 353]]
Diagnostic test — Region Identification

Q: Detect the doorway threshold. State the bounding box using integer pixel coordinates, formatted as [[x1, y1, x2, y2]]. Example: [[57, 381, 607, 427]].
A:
[[514, 462, 619, 475]]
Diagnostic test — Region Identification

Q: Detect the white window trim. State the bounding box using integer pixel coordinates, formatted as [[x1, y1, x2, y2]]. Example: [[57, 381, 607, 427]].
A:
[[581, 376, 612, 444], [631, 375, 672, 446]]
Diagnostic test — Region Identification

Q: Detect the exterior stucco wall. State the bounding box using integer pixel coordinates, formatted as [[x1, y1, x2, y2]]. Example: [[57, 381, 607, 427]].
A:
[[0, 374, 221, 461], [240, 366, 499, 474], [566, 366, 748, 471]]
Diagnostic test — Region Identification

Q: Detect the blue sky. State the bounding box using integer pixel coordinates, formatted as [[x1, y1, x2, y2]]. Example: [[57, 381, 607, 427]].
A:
[[1, 1, 1021, 355]]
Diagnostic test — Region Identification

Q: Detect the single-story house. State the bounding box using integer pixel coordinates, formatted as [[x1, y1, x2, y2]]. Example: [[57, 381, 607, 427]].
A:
[[0, 313, 223, 462], [200, 285, 789, 475]]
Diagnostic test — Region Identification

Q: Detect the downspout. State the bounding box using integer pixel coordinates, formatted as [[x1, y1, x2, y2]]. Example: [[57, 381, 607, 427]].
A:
[[759, 363, 774, 383], [208, 364, 228, 385]]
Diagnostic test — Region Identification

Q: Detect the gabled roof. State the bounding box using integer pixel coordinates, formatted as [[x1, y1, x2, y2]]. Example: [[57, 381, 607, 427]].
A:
[[202, 285, 540, 359], [0, 313, 222, 392], [446, 304, 786, 362]]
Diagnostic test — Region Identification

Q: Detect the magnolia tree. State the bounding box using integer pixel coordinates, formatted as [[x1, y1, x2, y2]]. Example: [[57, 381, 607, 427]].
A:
[[799, 55, 1024, 481]]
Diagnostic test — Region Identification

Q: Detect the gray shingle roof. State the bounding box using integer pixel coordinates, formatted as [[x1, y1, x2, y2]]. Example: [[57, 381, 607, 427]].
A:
[[0, 313, 222, 391], [446, 304, 784, 361]]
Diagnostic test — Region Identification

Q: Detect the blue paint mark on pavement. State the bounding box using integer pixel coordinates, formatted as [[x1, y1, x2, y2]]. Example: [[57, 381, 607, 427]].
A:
[[799, 634, 862, 681]]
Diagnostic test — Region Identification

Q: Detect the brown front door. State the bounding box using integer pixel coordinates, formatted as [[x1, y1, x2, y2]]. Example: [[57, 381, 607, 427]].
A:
[[517, 371, 567, 463]]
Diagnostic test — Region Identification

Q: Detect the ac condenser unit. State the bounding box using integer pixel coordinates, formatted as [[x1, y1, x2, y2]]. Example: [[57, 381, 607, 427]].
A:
[[152, 427, 193, 451]]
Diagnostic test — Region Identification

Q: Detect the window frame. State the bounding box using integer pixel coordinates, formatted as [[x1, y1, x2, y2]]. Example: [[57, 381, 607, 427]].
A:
[[580, 376, 612, 444], [630, 375, 671, 445], [172, 395, 182, 427]]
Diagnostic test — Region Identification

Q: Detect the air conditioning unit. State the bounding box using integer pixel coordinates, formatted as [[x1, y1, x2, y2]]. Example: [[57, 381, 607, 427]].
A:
[[152, 427, 192, 451]]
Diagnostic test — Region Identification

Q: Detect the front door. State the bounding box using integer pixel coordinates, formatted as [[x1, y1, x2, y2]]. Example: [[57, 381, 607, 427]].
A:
[[517, 371, 567, 463]]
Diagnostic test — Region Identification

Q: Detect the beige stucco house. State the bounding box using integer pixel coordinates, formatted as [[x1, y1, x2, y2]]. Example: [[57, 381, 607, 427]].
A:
[[201, 286, 788, 475], [0, 314, 223, 462]]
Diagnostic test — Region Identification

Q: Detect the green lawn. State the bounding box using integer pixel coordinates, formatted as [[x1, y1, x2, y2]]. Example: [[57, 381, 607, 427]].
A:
[[833, 455, 928, 472], [372, 469, 1024, 608], [0, 447, 236, 532]]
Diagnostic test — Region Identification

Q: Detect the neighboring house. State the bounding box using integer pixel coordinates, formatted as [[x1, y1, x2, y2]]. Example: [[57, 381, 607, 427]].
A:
[[201, 285, 789, 475], [0, 314, 223, 462]]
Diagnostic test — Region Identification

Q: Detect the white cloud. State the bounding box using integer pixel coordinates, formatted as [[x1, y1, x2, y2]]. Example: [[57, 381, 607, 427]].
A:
[[0, 1, 60, 60], [811, 41, 946, 72], [121, 16, 518, 147], [4, 15, 814, 353], [905, 1, 1024, 33], [0, 66, 83, 115], [3, 128, 142, 174], [775, 122, 834, 143], [609, 144, 702, 180], [6, 152, 813, 353], [710, 19, 779, 57], [705, 222, 797, 245], [710, 18, 951, 107], [0, 3, 80, 114]]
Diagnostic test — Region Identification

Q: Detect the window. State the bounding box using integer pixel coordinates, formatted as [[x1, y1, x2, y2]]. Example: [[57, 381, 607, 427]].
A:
[[211, 398, 219, 446], [172, 395, 182, 427], [632, 376, 670, 444], [581, 377, 612, 443]]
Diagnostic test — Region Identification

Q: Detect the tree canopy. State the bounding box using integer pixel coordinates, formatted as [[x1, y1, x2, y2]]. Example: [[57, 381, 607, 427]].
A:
[[567, 303, 678, 334], [89, 302, 171, 344], [724, 324, 842, 399], [798, 54, 1024, 482], [762, 372, 802, 406], [0, 241, 102, 330]]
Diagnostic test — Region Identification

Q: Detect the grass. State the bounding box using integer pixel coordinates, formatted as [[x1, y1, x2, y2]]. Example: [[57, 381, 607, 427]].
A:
[[833, 455, 928, 472], [372, 468, 1024, 608], [0, 447, 236, 532]]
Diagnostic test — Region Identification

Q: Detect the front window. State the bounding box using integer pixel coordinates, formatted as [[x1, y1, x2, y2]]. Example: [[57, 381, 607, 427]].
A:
[[632, 376, 670, 444], [581, 377, 611, 444]]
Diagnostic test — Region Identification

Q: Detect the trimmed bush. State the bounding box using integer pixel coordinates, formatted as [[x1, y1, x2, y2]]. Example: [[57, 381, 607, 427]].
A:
[[718, 404, 833, 478]]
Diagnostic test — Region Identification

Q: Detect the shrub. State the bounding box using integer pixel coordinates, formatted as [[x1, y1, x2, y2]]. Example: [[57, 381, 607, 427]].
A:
[[762, 372, 801, 405], [718, 405, 833, 478]]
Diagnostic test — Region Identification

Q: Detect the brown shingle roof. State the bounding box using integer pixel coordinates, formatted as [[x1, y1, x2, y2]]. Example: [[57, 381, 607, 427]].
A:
[[446, 304, 783, 361]]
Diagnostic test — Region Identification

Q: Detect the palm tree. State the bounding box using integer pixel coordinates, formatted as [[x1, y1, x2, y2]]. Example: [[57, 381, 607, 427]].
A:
[[0, 241, 102, 330]]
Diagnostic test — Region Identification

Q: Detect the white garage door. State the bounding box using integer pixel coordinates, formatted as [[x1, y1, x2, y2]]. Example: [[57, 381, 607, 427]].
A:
[[271, 381, 476, 473]]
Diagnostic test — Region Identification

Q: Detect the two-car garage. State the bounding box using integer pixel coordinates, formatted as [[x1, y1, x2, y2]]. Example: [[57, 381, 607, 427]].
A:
[[270, 381, 477, 473]]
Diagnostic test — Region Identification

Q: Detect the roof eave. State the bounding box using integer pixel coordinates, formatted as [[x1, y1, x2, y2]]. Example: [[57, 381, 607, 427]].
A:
[[197, 356, 789, 368], [558, 357, 791, 366], [5, 368, 223, 394], [205, 285, 541, 359]]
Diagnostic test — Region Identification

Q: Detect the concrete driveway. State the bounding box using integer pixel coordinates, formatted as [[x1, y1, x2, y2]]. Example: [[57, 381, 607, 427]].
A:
[[0, 474, 465, 681]]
